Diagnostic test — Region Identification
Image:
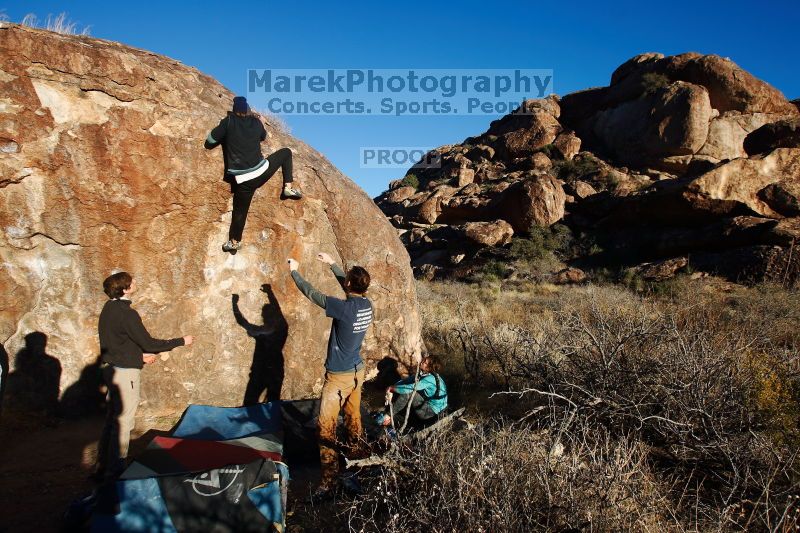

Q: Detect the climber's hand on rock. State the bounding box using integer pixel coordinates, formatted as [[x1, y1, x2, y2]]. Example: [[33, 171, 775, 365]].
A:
[[317, 252, 334, 265], [232, 294, 239, 304], [143, 354, 158, 365], [288, 258, 299, 271], [183, 335, 194, 346]]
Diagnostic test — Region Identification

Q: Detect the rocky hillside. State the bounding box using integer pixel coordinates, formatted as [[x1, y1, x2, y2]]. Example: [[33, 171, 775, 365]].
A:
[[0, 24, 422, 416], [375, 52, 800, 284]]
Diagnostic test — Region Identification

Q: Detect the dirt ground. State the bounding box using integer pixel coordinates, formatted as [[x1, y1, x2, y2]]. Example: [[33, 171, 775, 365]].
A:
[[0, 401, 378, 532], [0, 411, 169, 532]]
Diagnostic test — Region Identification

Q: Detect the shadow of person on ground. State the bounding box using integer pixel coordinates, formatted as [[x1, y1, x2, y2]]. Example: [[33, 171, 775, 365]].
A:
[[0, 344, 107, 532], [233, 284, 287, 405], [5, 331, 62, 416]]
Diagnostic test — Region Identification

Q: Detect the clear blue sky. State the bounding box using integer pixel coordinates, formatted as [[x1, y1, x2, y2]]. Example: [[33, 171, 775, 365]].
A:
[[4, 1, 799, 197]]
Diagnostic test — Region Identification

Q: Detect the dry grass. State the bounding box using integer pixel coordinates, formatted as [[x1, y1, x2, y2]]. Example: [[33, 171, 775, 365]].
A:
[[348, 420, 678, 532], [345, 278, 800, 532], [19, 12, 91, 36]]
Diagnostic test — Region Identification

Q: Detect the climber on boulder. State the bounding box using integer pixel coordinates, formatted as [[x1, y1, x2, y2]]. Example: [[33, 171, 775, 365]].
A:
[[205, 95, 303, 254], [287, 252, 373, 500]]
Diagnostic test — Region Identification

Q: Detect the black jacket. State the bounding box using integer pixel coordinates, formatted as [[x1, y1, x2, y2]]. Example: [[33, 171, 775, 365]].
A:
[[98, 299, 184, 369], [204, 113, 266, 172]]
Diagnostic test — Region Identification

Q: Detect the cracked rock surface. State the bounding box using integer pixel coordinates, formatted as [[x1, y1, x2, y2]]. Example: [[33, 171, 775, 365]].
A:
[[0, 24, 422, 417]]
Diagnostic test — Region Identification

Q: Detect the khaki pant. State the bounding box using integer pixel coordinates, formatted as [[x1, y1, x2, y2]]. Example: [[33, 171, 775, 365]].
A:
[[318, 367, 365, 489], [97, 365, 141, 475]]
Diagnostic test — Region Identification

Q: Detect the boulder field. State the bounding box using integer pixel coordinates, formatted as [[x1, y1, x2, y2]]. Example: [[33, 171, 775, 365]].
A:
[[375, 52, 800, 283]]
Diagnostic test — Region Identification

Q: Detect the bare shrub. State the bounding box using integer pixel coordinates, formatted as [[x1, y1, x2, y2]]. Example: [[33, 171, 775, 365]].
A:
[[348, 417, 678, 532], [250, 106, 291, 135], [415, 280, 800, 530]]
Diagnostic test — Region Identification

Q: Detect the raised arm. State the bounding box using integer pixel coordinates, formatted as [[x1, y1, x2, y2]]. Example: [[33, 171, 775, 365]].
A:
[[317, 252, 346, 287], [289, 259, 327, 309], [331, 263, 346, 285]]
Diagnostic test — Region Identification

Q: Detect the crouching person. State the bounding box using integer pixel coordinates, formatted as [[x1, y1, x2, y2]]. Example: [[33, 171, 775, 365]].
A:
[[94, 272, 194, 482], [381, 355, 448, 428]]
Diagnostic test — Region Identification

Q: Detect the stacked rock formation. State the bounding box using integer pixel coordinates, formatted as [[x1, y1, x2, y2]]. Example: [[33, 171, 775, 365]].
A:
[[376, 52, 799, 283]]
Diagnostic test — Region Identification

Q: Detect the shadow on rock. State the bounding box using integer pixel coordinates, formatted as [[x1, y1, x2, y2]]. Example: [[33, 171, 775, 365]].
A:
[[5, 331, 62, 416], [233, 284, 288, 405]]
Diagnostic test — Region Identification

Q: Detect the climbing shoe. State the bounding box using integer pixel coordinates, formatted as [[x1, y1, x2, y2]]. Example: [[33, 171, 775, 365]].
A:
[[222, 240, 242, 254], [373, 412, 392, 426], [282, 185, 303, 199]]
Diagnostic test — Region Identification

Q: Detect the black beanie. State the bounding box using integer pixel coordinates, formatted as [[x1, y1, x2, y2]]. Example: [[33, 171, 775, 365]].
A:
[[233, 96, 248, 113]]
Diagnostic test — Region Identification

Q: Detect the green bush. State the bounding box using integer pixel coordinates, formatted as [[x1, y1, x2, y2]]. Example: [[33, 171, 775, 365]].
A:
[[511, 223, 573, 262], [641, 72, 670, 95], [538, 143, 559, 160], [400, 173, 419, 190], [554, 156, 600, 180], [475, 259, 508, 282]]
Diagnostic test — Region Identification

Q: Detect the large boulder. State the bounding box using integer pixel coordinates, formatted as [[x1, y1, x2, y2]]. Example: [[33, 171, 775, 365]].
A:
[[684, 148, 800, 218], [481, 97, 562, 159], [610, 52, 798, 115], [0, 25, 422, 417], [561, 53, 798, 174], [656, 53, 797, 115], [695, 112, 783, 162], [496, 175, 566, 232], [591, 81, 713, 168], [462, 220, 514, 247]]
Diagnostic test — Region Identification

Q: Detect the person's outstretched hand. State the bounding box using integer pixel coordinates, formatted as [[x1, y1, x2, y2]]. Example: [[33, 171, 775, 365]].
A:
[[183, 335, 194, 346], [232, 293, 240, 304], [317, 252, 335, 265], [288, 258, 299, 271], [143, 353, 158, 365]]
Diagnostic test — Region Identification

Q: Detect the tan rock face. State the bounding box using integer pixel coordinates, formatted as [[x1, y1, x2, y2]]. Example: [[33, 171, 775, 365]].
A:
[[462, 220, 514, 247], [496, 175, 566, 232], [572, 181, 598, 199], [456, 167, 475, 187], [0, 25, 422, 416], [553, 132, 581, 160], [658, 53, 798, 115], [696, 112, 782, 162], [498, 111, 561, 159], [385, 186, 417, 204], [684, 148, 800, 218]]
